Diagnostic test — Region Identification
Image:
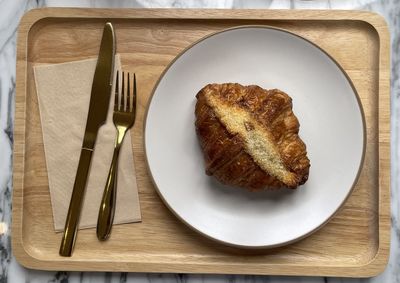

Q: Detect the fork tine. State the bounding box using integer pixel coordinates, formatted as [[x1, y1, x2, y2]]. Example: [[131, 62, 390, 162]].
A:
[[114, 71, 119, 111], [127, 72, 131, 111], [121, 71, 125, 110], [133, 73, 137, 113]]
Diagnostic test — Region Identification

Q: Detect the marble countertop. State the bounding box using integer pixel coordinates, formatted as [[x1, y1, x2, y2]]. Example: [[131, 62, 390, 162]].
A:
[[0, 0, 398, 282]]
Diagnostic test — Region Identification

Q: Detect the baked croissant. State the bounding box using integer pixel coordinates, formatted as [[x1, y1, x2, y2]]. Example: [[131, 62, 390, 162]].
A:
[[195, 83, 310, 190]]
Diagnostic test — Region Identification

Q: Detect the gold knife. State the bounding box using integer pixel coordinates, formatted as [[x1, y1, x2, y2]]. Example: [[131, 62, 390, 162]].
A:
[[59, 22, 116, 257]]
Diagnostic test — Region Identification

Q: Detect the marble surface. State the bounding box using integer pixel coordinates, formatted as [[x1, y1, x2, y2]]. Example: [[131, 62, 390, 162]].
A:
[[0, 0, 398, 282]]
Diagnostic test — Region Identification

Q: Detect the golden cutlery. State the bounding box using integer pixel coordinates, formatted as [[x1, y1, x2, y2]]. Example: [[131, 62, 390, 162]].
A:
[[59, 22, 116, 257], [97, 71, 137, 241]]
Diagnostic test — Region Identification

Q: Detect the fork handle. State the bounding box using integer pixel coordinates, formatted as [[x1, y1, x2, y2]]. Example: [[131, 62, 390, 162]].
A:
[[97, 129, 126, 241]]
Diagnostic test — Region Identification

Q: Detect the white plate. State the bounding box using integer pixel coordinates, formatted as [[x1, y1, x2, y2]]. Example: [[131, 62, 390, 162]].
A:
[[144, 26, 365, 248]]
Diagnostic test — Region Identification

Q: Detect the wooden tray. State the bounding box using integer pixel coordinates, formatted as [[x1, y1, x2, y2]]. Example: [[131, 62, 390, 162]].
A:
[[13, 8, 390, 277]]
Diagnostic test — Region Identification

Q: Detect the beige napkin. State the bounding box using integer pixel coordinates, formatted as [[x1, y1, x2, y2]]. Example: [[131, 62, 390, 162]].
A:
[[34, 55, 141, 232]]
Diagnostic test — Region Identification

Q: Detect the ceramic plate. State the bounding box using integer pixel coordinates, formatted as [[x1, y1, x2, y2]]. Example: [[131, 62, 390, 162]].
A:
[[144, 26, 365, 248]]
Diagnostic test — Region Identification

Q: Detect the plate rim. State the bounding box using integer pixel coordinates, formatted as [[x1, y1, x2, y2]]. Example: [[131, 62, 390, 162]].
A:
[[143, 25, 367, 249]]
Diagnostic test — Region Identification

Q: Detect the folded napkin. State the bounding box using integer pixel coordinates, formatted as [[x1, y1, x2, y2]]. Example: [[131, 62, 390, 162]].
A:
[[34, 55, 141, 232]]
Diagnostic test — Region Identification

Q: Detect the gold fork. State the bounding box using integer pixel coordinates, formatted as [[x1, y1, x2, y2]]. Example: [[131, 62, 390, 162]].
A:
[[97, 71, 137, 241]]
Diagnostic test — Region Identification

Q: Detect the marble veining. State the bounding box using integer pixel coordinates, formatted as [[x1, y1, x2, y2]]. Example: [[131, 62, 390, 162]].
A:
[[0, 0, 398, 282]]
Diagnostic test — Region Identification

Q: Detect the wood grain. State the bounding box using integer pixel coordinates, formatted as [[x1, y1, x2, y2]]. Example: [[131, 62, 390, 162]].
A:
[[12, 8, 390, 277]]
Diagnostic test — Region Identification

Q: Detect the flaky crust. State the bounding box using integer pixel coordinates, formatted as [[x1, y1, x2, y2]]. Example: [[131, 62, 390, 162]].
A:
[[195, 83, 310, 191]]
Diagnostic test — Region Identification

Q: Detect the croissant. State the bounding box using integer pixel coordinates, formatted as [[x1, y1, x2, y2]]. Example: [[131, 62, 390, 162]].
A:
[[195, 83, 310, 191]]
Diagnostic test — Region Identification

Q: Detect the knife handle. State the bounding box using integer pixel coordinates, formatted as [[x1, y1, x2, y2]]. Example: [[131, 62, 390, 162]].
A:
[[59, 148, 93, 257]]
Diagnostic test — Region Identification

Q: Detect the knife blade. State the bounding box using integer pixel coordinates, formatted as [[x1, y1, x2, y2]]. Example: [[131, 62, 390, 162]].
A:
[[59, 22, 116, 257]]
